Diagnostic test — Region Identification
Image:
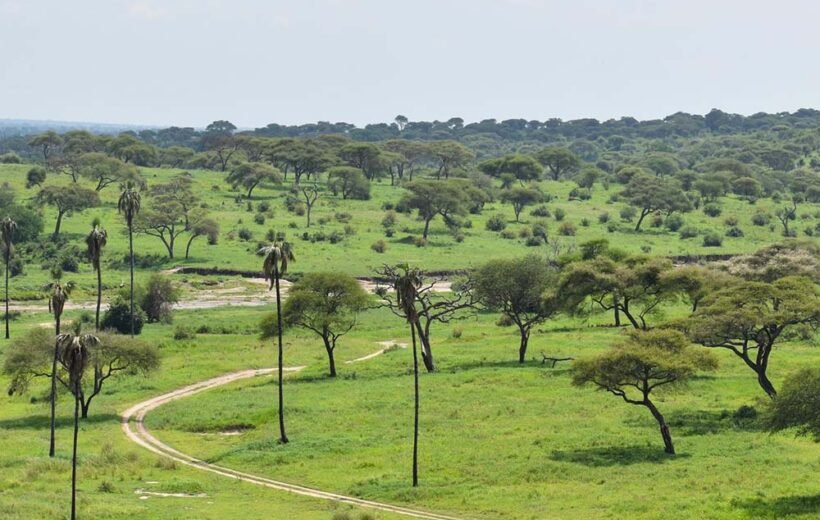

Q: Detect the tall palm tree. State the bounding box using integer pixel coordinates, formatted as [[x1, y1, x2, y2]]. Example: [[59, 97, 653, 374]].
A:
[[58, 332, 99, 520], [117, 185, 141, 337], [47, 278, 73, 457], [85, 224, 108, 331], [2, 217, 17, 340], [393, 264, 423, 487], [259, 240, 295, 444]]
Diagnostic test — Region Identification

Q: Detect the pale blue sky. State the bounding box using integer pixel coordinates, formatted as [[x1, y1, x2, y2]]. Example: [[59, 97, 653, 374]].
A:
[[2, 0, 819, 128]]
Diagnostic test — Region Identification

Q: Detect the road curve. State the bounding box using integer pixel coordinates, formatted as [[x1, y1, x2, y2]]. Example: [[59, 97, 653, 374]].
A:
[[121, 366, 464, 520]]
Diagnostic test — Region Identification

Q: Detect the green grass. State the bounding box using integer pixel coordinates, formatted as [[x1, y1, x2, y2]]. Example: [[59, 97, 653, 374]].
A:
[[0, 163, 818, 519]]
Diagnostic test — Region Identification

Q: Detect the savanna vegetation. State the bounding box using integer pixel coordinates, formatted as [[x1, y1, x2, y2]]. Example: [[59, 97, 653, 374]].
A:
[[0, 110, 818, 519]]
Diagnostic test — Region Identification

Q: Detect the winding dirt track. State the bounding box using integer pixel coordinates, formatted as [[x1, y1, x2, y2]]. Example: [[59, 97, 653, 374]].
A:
[[121, 360, 464, 520]]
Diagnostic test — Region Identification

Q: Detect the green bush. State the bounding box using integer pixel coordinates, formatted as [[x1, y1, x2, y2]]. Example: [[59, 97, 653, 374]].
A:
[[765, 368, 820, 440], [371, 240, 387, 253], [486, 214, 507, 232], [703, 203, 722, 217], [101, 298, 146, 335], [664, 214, 684, 231], [702, 232, 723, 247], [553, 208, 566, 221]]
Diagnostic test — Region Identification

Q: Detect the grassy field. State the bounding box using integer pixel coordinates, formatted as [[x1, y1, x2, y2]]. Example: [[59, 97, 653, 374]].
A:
[[0, 163, 818, 519], [1, 163, 817, 296]]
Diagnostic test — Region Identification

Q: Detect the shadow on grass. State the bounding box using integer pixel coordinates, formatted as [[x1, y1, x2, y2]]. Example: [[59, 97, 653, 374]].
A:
[[632, 408, 763, 436], [0, 413, 120, 430], [731, 494, 820, 518], [550, 445, 688, 466]]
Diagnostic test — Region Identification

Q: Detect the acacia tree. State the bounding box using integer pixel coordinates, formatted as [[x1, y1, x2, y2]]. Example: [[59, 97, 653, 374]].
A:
[[118, 184, 141, 337], [282, 272, 368, 377], [774, 197, 798, 237], [28, 131, 63, 163], [202, 120, 237, 171], [383, 140, 429, 182], [77, 153, 144, 191], [377, 268, 478, 372], [133, 201, 186, 258], [184, 213, 219, 259], [1, 217, 17, 339], [259, 240, 295, 444], [686, 276, 820, 398], [534, 147, 581, 180], [295, 185, 318, 228], [339, 142, 382, 180], [429, 140, 473, 179], [479, 154, 543, 187], [559, 255, 676, 330], [500, 186, 544, 222], [85, 225, 107, 330], [474, 256, 560, 363], [572, 329, 717, 455], [327, 166, 370, 200], [227, 162, 283, 198], [5, 329, 160, 419], [400, 180, 471, 240], [619, 174, 692, 231], [36, 184, 100, 238]]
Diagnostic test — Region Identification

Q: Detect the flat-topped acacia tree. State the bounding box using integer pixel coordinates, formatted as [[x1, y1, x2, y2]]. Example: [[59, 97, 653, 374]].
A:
[[572, 329, 717, 455], [259, 239, 295, 444]]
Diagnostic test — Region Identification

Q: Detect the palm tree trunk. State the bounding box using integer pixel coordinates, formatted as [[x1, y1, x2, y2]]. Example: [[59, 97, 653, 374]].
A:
[[411, 323, 419, 487], [4, 259, 9, 339], [95, 267, 102, 331], [129, 228, 135, 337], [274, 269, 288, 444], [70, 382, 80, 520], [49, 336, 59, 458]]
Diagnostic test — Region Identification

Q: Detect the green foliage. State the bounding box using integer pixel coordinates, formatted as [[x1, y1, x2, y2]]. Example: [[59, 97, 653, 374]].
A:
[[102, 297, 146, 335], [765, 368, 820, 440]]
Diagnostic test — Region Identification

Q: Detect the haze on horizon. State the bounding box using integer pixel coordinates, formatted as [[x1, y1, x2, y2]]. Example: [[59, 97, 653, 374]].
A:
[[2, 0, 819, 129]]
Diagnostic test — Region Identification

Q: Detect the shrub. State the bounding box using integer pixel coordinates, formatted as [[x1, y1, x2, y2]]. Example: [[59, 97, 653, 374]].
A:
[[558, 222, 577, 236], [765, 368, 820, 440], [257, 201, 271, 213], [517, 226, 532, 239], [703, 203, 722, 217], [553, 208, 566, 221], [650, 213, 664, 228], [703, 232, 723, 247], [371, 240, 387, 253], [525, 236, 545, 247], [679, 226, 699, 239], [328, 230, 345, 244], [173, 325, 196, 340], [317, 216, 331, 225], [725, 226, 745, 237], [237, 228, 253, 241], [752, 212, 770, 226], [530, 205, 550, 217], [619, 206, 636, 221], [486, 214, 507, 232], [598, 212, 610, 223], [500, 229, 516, 239], [101, 298, 146, 335], [414, 237, 427, 248], [140, 274, 180, 324], [335, 212, 353, 223], [724, 216, 739, 227], [253, 213, 265, 225], [451, 326, 463, 339], [664, 214, 684, 231], [606, 222, 618, 233], [344, 224, 356, 236], [531, 221, 548, 242]]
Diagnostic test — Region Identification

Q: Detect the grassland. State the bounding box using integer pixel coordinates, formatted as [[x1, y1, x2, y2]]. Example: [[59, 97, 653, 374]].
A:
[[0, 163, 818, 519]]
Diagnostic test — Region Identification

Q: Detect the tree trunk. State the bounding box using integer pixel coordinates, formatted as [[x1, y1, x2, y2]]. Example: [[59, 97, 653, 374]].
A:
[[4, 260, 8, 339], [422, 218, 431, 240], [70, 384, 80, 520], [323, 336, 337, 377], [185, 235, 197, 260], [414, 320, 435, 372], [129, 228, 135, 337], [95, 267, 102, 331], [49, 339, 59, 457], [613, 294, 621, 327], [274, 270, 288, 444], [757, 370, 777, 399], [81, 399, 91, 419], [645, 399, 675, 455], [518, 326, 530, 363], [634, 209, 649, 232], [410, 323, 419, 487], [53, 210, 64, 239]]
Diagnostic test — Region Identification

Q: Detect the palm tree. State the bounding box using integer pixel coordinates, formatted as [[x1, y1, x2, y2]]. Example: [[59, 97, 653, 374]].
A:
[[2, 217, 17, 340], [47, 277, 73, 457], [85, 224, 108, 331], [259, 240, 295, 444], [393, 264, 423, 487], [58, 332, 99, 520], [117, 184, 141, 337]]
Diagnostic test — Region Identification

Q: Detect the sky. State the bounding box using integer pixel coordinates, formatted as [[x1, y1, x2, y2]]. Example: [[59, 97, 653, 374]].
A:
[[2, 0, 820, 129]]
